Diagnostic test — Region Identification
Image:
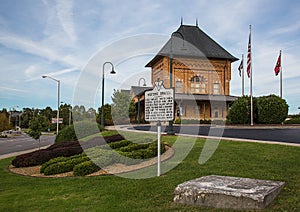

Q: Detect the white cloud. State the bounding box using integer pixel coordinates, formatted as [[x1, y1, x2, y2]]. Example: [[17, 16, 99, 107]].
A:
[[0, 86, 27, 93], [55, 0, 77, 43], [24, 65, 38, 78]]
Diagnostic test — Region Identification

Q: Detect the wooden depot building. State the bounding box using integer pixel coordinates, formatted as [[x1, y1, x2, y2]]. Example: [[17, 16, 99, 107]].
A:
[[132, 23, 238, 122]]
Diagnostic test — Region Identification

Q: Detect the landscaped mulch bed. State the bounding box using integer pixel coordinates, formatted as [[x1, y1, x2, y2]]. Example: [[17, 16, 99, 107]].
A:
[[9, 145, 174, 178]]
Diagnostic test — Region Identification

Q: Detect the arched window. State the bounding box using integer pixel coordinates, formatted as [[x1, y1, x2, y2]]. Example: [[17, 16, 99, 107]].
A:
[[190, 76, 206, 94]]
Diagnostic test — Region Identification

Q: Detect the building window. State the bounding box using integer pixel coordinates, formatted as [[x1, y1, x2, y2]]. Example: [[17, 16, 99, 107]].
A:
[[190, 76, 206, 94], [176, 80, 183, 93], [213, 83, 219, 94], [214, 107, 219, 118]]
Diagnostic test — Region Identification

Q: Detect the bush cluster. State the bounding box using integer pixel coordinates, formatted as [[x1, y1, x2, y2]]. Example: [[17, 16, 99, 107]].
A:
[[55, 125, 77, 143], [257, 95, 288, 124], [12, 134, 125, 168], [73, 121, 104, 140], [12, 141, 83, 167], [43, 155, 90, 175], [86, 140, 166, 166], [284, 116, 300, 124], [118, 143, 149, 152], [14, 131, 168, 176], [227, 95, 288, 124], [40, 156, 68, 173], [73, 161, 101, 176], [174, 119, 212, 124], [55, 121, 107, 143], [108, 140, 132, 149], [40, 154, 86, 173]]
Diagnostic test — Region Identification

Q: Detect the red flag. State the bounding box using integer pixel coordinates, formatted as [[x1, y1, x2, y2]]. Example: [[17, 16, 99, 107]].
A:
[[274, 53, 281, 76], [246, 31, 251, 78]]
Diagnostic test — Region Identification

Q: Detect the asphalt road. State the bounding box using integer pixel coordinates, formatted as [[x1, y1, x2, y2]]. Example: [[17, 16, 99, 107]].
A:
[[133, 125, 300, 144], [0, 133, 55, 156]]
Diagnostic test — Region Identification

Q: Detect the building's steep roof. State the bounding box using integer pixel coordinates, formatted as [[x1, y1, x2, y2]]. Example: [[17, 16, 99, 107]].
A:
[[130, 86, 152, 97], [146, 25, 238, 67]]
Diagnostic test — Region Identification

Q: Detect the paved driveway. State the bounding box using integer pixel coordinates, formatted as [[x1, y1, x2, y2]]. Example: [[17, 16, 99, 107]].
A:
[[0, 133, 55, 157], [133, 125, 300, 144]]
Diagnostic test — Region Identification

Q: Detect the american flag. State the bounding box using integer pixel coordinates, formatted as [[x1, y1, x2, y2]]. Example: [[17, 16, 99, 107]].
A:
[[247, 30, 251, 78]]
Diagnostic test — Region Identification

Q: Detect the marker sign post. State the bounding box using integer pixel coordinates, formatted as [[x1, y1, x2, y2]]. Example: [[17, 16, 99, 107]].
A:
[[145, 80, 174, 176]]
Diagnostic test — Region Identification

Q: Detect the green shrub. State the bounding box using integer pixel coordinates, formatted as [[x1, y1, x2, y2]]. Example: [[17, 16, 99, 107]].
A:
[[55, 125, 77, 143], [227, 96, 259, 124], [108, 140, 132, 149], [174, 119, 211, 125], [148, 141, 165, 154], [43, 156, 90, 175], [73, 161, 101, 176], [284, 117, 300, 124], [113, 152, 141, 165], [74, 120, 103, 140], [40, 157, 67, 173], [174, 118, 181, 124], [227, 95, 288, 124], [257, 95, 288, 124], [40, 154, 86, 173], [119, 143, 149, 152]]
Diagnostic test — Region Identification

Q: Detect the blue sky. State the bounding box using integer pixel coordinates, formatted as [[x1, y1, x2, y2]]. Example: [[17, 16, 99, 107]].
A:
[[1, 0, 300, 114]]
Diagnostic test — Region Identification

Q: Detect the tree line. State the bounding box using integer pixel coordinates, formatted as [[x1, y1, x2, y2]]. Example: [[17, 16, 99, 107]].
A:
[[0, 90, 136, 132]]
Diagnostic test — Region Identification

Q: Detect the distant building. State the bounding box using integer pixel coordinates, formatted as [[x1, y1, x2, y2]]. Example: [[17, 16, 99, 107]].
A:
[[132, 24, 238, 121]]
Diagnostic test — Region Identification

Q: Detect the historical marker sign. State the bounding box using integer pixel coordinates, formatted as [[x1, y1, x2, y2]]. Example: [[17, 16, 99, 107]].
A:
[[145, 80, 174, 122]]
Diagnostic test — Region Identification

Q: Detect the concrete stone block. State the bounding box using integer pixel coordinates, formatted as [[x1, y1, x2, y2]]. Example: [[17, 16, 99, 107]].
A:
[[173, 175, 285, 210]]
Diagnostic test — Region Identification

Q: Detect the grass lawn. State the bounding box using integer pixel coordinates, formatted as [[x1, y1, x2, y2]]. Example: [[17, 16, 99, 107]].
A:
[[0, 133, 299, 211]]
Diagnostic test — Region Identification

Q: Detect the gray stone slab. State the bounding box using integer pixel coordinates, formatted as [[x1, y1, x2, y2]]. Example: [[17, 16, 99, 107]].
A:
[[173, 175, 285, 210]]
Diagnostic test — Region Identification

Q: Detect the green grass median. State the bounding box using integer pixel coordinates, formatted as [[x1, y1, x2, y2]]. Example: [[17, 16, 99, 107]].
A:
[[0, 134, 299, 211]]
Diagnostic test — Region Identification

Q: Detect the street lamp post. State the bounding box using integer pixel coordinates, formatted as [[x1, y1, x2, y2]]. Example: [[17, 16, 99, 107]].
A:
[[101, 62, 116, 128], [42, 75, 60, 135], [9, 106, 18, 129], [138, 78, 147, 124], [167, 31, 185, 135]]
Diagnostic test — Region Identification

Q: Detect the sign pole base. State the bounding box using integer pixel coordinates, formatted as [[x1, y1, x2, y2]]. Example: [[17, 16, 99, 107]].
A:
[[157, 121, 161, 177]]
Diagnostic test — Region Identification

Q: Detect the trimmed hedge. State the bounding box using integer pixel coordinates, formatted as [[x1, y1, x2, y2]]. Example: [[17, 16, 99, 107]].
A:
[[73, 161, 101, 176], [12, 134, 125, 168], [174, 119, 211, 124], [40, 157, 67, 173], [12, 145, 83, 168], [284, 117, 300, 124], [108, 140, 132, 149], [40, 154, 86, 173], [119, 143, 149, 152], [43, 155, 90, 175]]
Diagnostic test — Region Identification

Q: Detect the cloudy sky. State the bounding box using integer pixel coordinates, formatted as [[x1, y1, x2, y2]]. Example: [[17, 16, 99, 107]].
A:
[[1, 0, 300, 114]]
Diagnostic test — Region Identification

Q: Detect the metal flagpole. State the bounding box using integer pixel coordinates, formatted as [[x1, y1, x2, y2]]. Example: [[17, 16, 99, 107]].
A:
[[249, 25, 253, 126], [280, 50, 282, 98], [242, 54, 245, 96]]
